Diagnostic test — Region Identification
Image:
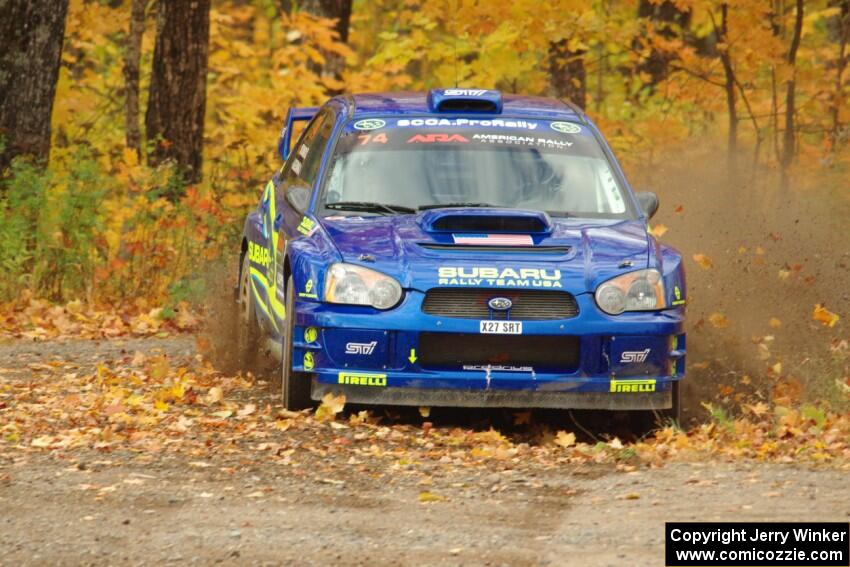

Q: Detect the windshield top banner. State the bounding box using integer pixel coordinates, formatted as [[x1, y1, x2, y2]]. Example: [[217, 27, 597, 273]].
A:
[[339, 120, 600, 158]]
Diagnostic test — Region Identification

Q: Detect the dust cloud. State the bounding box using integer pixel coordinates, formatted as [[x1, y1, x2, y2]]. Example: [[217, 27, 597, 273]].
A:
[[632, 149, 850, 423]]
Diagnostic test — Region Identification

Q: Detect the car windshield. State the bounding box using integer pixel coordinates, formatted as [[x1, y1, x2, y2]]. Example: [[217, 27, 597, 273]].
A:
[[321, 119, 634, 219]]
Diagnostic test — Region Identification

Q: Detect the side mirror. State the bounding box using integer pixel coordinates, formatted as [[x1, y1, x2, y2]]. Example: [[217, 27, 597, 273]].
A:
[[635, 191, 659, 219], [285, 186, 311, 214]]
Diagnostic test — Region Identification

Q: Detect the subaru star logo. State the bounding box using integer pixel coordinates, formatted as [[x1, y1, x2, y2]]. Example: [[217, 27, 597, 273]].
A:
[[488, 297, 512, 311]]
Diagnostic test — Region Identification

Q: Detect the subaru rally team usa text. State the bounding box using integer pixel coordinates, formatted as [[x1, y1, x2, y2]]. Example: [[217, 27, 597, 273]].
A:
[[437, 267, 563, 288], [235, 88, 687, 431]]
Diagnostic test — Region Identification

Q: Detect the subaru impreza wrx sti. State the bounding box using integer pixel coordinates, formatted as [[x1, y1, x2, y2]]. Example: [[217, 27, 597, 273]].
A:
[[236, 89, 686, 422]]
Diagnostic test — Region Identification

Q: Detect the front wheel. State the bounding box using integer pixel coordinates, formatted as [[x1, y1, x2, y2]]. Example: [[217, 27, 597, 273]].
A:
[[235, 254, 260, 372], [281, 275, 312, 410]]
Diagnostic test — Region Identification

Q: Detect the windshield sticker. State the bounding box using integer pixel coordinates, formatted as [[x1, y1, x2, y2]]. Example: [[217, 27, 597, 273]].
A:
[[438, 266, 562, 288], [397, 118, 539, 130], [407, 133, 470, 144], [472, 134, 573, 148], [550, 121, 582, 134], [357, 133, 388, 145], [353, 118, 386, 130]]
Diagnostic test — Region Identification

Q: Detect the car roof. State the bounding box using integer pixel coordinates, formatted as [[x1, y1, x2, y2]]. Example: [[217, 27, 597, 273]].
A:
[[343, 91, 583, 121]]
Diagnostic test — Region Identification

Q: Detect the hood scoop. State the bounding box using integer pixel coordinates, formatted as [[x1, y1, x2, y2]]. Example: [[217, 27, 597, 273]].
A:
[[418, 208, 553, 235]]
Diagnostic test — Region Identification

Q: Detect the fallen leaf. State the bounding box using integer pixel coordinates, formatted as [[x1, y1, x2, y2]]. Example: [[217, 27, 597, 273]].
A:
[[649, 224, 668, 237], [315, 393, 346, 422], [708, 313, 729, 328], [692, 253, 714, 270], [812, 304, 840, 328], [418, 491, 446, 503], [237, 403, 256, 417], [554, 430, 576, 448], [769, 318, 782, 328], [205, 386, 223, 404]]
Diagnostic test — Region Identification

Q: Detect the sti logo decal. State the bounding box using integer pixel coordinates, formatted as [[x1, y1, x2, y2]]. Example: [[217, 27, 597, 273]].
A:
[[443, 89, 487, 96], [345, 341, 378, 355], [620, 349, 651, 363]]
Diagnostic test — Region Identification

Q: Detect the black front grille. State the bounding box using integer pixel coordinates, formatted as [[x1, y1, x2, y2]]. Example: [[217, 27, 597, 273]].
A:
[[419, 333, 580, 371], [422, 288, 579, 320]]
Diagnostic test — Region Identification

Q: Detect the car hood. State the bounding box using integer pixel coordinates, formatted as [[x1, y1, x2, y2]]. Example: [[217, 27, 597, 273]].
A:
[[319, 211, 653, 294]]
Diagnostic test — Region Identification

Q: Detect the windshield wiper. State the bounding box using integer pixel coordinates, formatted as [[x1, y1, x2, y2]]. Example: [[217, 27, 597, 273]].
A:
[[418, 202, 495, 211], [326, 201, 416, 215]]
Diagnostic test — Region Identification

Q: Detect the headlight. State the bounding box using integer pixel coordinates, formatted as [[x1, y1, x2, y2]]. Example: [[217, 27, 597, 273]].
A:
[[595, 269, 666, 315], [324, 263, 402, 310]]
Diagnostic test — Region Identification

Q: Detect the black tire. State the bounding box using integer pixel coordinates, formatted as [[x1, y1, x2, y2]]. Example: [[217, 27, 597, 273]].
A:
[[236, 254, 260, 372], [281, 275, 313, 409]]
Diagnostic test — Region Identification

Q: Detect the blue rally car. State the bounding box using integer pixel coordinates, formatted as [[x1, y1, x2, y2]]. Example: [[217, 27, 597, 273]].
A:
[[236, 89, 686, 423]]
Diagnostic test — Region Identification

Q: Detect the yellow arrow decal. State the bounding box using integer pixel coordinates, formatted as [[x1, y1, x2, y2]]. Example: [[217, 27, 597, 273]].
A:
[[408, 348, 417, 364]]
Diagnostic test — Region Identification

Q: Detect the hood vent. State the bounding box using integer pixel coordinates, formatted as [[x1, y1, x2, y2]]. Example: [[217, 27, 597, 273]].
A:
[[418, 243, 571, 254], [418, 208, 553, 235]]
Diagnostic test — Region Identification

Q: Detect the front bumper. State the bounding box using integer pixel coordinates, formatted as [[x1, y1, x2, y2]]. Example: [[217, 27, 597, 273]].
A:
[[293, 293, 686, 410]]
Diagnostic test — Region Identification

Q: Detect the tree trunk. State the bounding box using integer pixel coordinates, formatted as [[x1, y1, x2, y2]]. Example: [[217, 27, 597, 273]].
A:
[[300, 0, 352, 81], [548, 40, 587, 109], [636, 0, 691, 89], [145, 0, 211, 189], [0, 0, 70, 172], [780, 0, 804, 182], [716, 4, 738, 170], [123, 0, 146, 158], [831, 0, 850, 151]]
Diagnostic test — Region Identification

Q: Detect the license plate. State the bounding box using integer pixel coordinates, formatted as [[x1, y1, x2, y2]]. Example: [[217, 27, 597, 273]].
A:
[[479, 320, 522, 334]]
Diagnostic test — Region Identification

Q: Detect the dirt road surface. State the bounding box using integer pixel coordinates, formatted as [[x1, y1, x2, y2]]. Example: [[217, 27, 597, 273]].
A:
[[1, 337, 847, 566]]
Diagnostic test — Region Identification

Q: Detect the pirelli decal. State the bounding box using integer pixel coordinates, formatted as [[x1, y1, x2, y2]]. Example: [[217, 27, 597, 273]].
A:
[[610, 379, 656, 393], [338, 372, 387, 387]]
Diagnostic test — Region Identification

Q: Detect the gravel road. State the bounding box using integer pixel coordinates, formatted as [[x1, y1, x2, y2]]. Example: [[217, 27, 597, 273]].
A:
[[1, 337, 847, 566]]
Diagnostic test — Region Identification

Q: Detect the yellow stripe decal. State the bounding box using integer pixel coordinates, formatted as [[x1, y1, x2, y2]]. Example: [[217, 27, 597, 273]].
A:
[[250, 278, 278, 331]]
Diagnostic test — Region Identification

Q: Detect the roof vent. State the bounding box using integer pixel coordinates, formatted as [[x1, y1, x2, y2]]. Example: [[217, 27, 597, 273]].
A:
[[427, 89, 502, 114]]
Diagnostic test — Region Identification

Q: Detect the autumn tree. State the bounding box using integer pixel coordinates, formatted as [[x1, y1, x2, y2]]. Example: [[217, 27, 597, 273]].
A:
[[831, 0, 850, 150], [548, 40, 587, 109], [0, 0, 70, 172], [145, 0, 211, 188], [299, 0, 352, 80], [780, 0, 804, 185], [636, 0, 691, 89], [123, 0, 146, 158]]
